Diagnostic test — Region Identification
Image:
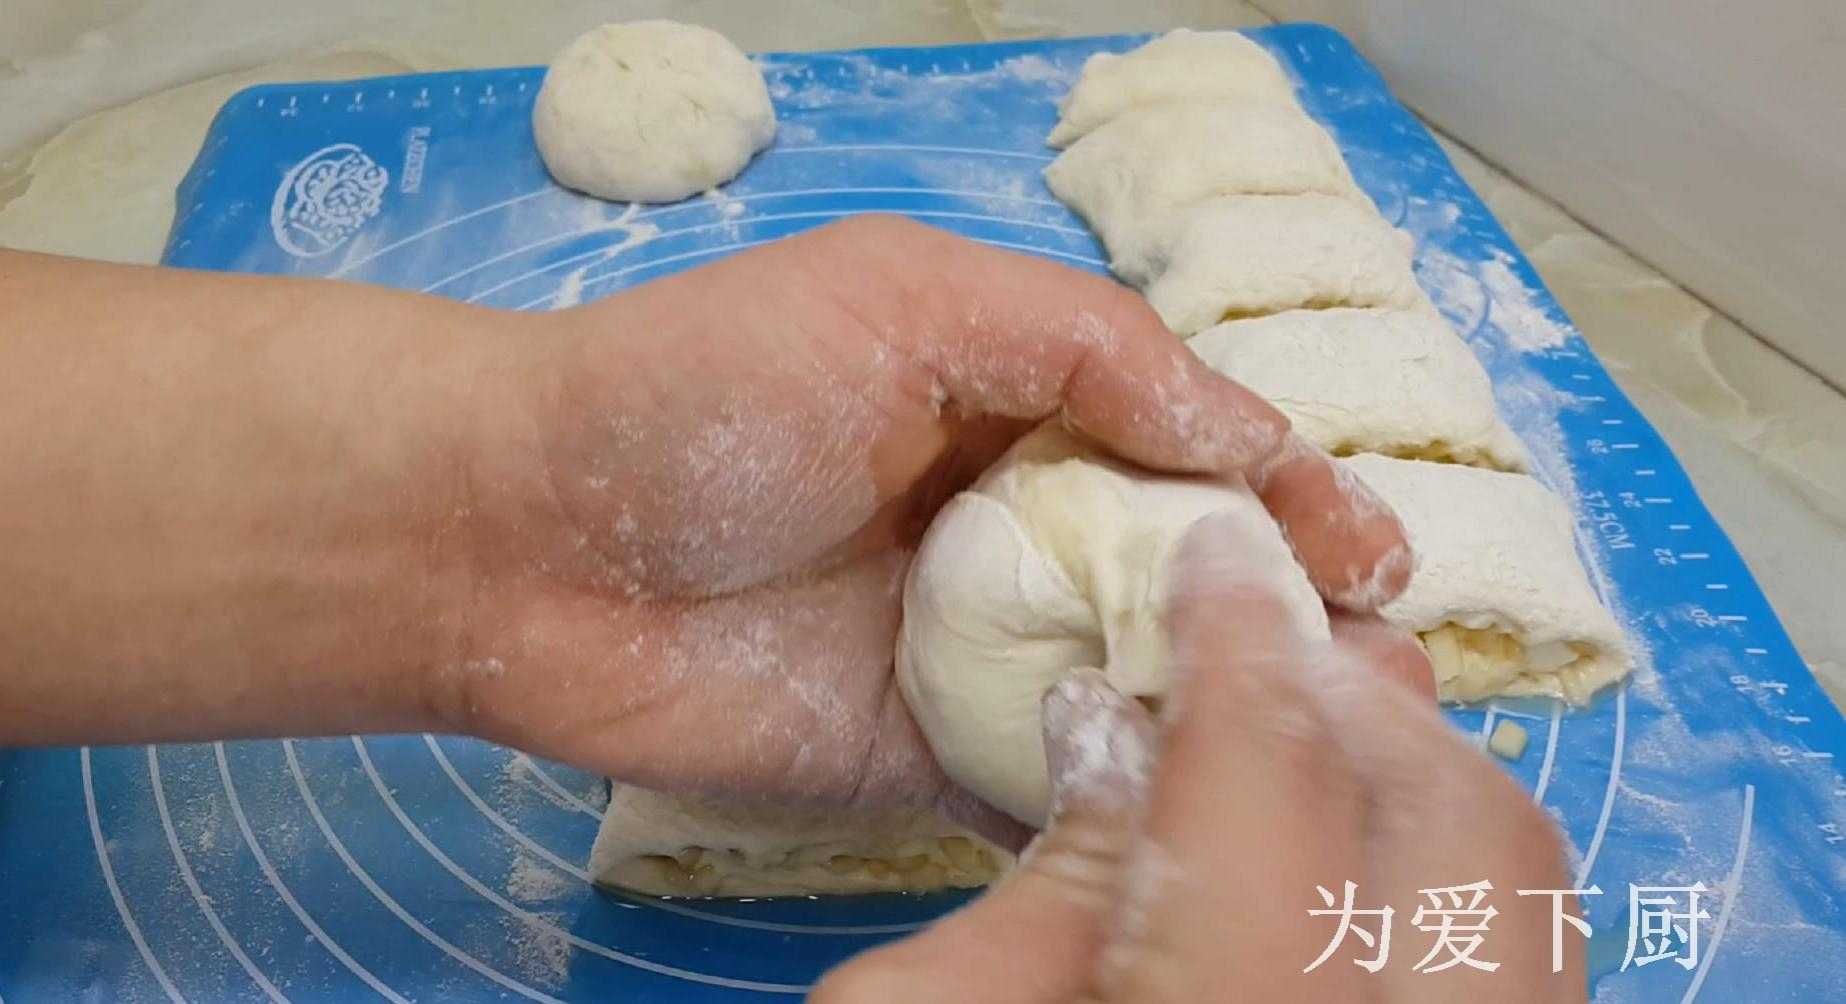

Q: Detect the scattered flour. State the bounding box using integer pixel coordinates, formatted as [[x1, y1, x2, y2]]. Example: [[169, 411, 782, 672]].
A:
[[498, 753, 606, 814], [547, 202, 661, 310], [997, 53, 1070, 85], [504, 852, 576, 903], [1479, 249, 1572, 351], [775, 121, 820, 145], [757, 49, 1074, 152], [551, 266, 586, 310], [504, 912, 574, 987], [702, 187, 747, 219]]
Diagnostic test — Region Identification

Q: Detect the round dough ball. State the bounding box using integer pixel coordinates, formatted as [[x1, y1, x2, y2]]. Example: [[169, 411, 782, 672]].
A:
[[897, 424, 1329, 827], [533, 21, 776, 203]]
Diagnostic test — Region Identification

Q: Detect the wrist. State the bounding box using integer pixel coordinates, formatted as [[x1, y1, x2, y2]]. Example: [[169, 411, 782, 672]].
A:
[[384, 298, 564, 735], [416, 299, 669, 750], [197, 285, 538, 739], [0, 254, 549, 743], [411, 300, 604, 737]]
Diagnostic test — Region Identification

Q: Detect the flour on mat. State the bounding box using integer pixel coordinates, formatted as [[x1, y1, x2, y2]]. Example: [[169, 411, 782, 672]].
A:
[[1479, 249, 1570, 351], [759, 51, 1075, 152], [549, 202, 660, 309], [499, 754, 604, 814], [505, 852, 575, 903], [702, 187, 747, 219], [996, 54, 1069, 84]]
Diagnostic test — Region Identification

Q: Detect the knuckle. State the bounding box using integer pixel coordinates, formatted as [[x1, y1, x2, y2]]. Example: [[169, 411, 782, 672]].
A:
[[1094, 273, 1161, 329]]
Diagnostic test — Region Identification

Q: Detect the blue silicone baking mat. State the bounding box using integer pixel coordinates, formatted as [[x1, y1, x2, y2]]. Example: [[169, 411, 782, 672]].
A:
[[2, 23, 1841, 1002]]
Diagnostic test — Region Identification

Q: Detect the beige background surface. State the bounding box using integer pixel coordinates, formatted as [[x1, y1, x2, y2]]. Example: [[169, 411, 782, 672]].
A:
[[1259, 0, 1846, 391], [3, 0, 1841, 704]]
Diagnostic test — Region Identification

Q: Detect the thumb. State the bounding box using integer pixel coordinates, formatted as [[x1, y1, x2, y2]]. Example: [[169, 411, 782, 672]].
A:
[[812, 671, 1154, 1004]]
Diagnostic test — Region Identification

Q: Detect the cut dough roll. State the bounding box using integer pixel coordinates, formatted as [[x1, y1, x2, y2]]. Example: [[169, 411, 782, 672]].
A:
[[1340, 454, 1631, 704], [1045, 100, 1366, 286], [1188, 307, 1529, 471], [1144, 193, 1425, 335], [1047, 29, 1296, 147], [898, 423, 1329, 826], [590, 783, 1009, 897]]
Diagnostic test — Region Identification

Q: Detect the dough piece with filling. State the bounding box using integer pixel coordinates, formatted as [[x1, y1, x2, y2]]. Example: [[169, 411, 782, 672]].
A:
[[897, 423, 1329, 826], [1048, 29, 1296, 147], [533, 21, 776, 203], [1145, 193, 1425, 335], [1188, 307, 1528, 471], [590, 783, 1009, 897], [1340, 454, 1630, 704], [1045, 99, 1366, 285]]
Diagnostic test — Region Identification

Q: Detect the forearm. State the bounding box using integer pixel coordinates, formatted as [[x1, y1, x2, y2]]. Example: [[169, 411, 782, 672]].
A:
[[0, 250, 528, 745]]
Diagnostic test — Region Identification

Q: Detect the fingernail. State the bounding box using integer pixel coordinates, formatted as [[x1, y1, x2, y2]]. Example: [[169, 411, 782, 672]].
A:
[[1042, 670, 1156, 819]]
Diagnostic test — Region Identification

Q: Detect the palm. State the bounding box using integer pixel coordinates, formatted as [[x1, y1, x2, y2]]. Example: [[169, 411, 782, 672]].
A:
[[453, 222, 1035, 819], [443, 216, 1404, 833]]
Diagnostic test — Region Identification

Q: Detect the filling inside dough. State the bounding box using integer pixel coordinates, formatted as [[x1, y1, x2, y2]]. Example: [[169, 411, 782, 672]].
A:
[[1328, 439, 1515, 470], [611, 834, 1003, 897], [1214, 299, 1351, 321], [1419, 623, 1602, 704]]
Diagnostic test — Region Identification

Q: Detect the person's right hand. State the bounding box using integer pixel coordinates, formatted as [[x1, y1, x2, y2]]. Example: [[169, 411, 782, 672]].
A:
[[816, 509, 1586, 1002]]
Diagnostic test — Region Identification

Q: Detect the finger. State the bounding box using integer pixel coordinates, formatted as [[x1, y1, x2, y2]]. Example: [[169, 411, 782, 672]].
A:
[[1252, 434, 1412, 611], [1299, 645, 1585, 1000], [1326, 610, 1436, 703], [815, 215, 1290, 475], [1095, 513, 1369, 1002], [813, 671, 1154, 1004]]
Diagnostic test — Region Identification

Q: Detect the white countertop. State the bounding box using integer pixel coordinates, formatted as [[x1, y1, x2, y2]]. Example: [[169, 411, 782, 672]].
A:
[[4, 0, 1842, 704]]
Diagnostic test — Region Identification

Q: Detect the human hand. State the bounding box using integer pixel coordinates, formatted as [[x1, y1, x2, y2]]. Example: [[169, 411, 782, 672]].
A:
[[813, 511, 1584, 1002], [436, 215, 1412, 830]]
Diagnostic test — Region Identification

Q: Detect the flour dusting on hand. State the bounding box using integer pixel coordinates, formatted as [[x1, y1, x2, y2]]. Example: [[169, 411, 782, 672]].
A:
[[1042, 669, 1154, 817]]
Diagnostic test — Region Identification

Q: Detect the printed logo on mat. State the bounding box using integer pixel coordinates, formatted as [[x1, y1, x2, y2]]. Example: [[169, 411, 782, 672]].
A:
[[270, 143, 389, 257]]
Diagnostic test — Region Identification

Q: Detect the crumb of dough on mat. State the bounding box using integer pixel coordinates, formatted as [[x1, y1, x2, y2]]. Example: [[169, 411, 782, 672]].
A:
[[1488, 719, 1529, 761]]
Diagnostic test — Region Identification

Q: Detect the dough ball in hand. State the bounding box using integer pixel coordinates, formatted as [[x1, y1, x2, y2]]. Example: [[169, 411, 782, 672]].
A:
[[533, 20, 777, 203], [897, 424, 1329, 827]]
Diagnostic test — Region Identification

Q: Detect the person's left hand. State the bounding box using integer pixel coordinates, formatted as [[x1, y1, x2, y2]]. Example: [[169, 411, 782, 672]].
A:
[[430, 215, 1412, 832]]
